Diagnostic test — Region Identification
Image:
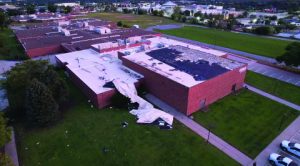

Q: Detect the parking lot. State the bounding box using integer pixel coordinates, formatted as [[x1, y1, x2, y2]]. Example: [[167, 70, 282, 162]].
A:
[[248, 63, 300, 87], [262, 129, 300, 166]]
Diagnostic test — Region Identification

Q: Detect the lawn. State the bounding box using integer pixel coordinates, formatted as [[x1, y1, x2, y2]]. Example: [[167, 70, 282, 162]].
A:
[[158, 26, 292, 58], [0, 28, 27, 60], [85, 12, 177, 28], [194, 90, 299, 158], [246, 71, 300, 105], [16, 72, 238, 166]]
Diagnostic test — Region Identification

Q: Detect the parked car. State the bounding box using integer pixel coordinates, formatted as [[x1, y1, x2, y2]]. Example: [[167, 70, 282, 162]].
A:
[[269, 153, 298, 166], [281, 140, 300, 157]]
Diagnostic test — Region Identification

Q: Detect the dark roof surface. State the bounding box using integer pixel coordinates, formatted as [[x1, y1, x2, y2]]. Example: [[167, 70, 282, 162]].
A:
[[146, 47, 230, 81]]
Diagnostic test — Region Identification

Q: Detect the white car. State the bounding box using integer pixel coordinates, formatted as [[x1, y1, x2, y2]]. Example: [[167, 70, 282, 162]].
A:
[[281, 140, 300, 157], [269, 153, 297, 166]]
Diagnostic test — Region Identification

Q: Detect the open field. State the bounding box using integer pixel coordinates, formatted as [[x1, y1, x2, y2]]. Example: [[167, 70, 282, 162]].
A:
[[194, 90, 299, 158], [0, 28, 27, 60], [16, 72, 238, 166], [246, 71, 300, 105], [85, 12, 177, 28], [158, 26, 292, 58]]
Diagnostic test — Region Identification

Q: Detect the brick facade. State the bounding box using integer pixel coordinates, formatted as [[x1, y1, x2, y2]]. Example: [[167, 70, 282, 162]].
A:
[[120, 54, 247, 115]]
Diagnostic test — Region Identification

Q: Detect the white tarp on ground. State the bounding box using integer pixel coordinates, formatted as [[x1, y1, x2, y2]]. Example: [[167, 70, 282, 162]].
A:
[[113, 79, 173, 125]]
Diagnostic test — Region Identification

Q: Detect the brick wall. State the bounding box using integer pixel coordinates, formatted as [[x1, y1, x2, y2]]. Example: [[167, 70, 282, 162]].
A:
[[121, 55, 190, 114], [187, 65, 247, 115], [27, 45, 65, 58], [121, 54, 247, 115]]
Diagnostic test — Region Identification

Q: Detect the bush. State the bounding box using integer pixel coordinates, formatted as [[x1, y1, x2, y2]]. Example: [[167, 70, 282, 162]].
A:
[[0, 113, 11, 147], [122, 24, 131, 28], [253, 26, 275, 35]]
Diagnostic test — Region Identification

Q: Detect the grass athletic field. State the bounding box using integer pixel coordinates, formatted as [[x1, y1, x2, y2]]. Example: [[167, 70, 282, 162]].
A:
[[16, 72, 238, 166], [194, 90, 299, 158], [158, 26, 292, 58], [86, 12, 177, 28]]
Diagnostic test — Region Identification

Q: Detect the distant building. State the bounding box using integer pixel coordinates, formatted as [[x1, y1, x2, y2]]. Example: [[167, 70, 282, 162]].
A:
[[0, 4, 18, 11], [161, 1, 177, 17], [55, 2, 81, 7], [249, 12, 288, 19]]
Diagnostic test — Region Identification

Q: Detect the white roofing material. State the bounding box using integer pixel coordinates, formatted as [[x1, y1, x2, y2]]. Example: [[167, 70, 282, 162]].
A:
[[56, 49, 143, 94], [113, 79, 173, 125], [56, 49, 173, 125]]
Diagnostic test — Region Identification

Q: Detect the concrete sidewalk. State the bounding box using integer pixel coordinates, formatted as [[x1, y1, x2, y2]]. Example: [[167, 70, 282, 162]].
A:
[[5, 129, 19, 166], [246, 84, 300, 111], [145, 94, 253, 166]]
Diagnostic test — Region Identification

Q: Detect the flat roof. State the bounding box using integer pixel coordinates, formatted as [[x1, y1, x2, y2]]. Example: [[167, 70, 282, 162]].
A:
[[56, 49, 143, 94], [121, 37, 245, 87]]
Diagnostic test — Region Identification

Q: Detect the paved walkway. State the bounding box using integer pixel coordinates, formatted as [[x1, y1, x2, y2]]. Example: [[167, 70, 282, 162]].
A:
[[247, 63, 300, 86], [246, 84, 300, 111], [253, 116, 300, 166], [0, 60, 19, 74], [5, 129, 19, 166], [145, 94, 253, 166]]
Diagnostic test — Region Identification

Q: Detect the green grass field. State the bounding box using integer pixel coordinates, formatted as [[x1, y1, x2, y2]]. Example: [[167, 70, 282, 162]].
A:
[[158, 26, 292, 58], [85, 12, 177, 28], [16, 72, 237, 166], [0, 28, 27, 60], [246, 71, 300, 105], [194, 90, 299, 158]]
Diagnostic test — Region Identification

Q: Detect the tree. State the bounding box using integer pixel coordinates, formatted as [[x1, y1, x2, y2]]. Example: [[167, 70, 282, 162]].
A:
[[26, 5, 36, 14], [25, 79, 59, 127], [152, 10, 158, 16], [39, 8, 46, 13], [158, 10, 164, 17], [48, 4, 57, 13], [117, 21, 123, 27], [0, 113, 11, 147], [41, 67, 69, 103], [183, 10, 190, 16], [63, 6, 72, 14], [276, 42, 300, 67], [5, 60, 68, 118], [0, 11, 8, 30], [194, 11, 202, 18]]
